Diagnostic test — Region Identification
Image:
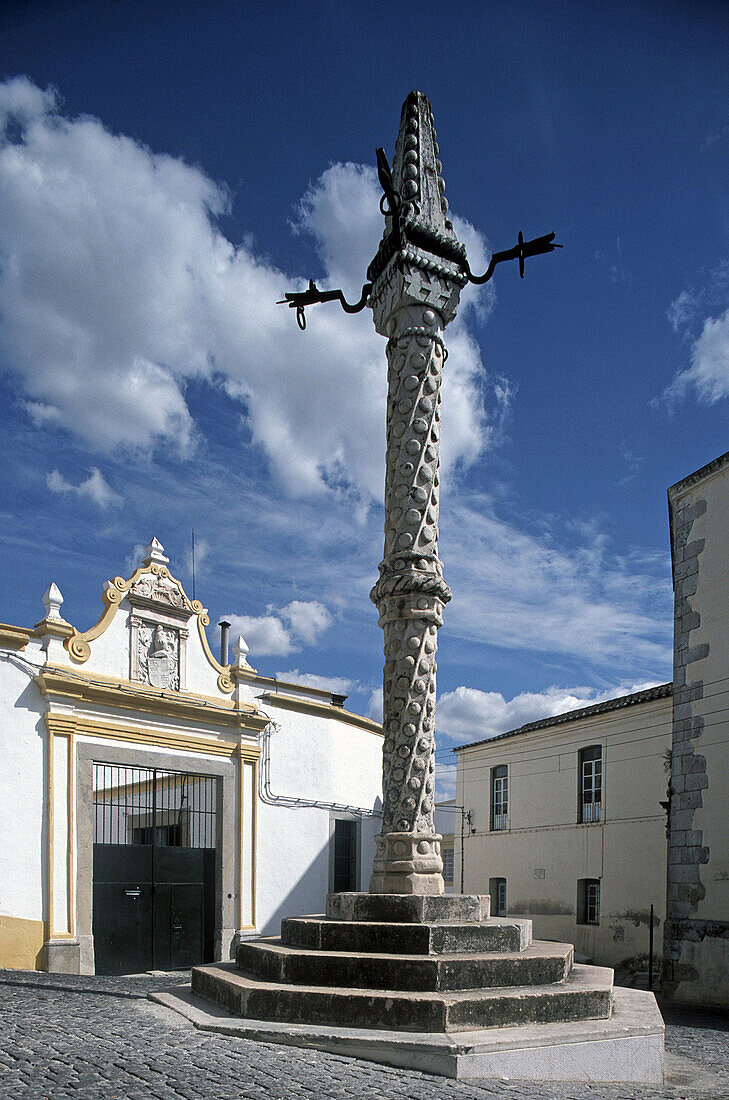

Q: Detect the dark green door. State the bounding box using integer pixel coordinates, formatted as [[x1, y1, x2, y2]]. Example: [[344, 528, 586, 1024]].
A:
[[92, 765, 217, 975]]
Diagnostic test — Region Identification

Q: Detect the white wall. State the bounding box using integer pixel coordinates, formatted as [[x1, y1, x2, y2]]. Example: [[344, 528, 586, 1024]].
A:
[[0, 653, 46, 923], [456, 694, 671, 973], [254, 701, 382, 933]]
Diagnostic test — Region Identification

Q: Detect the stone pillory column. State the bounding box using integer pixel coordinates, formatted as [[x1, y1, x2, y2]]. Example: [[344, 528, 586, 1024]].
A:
[[367, 92, 468, 895], [276, 91, 560, 893]]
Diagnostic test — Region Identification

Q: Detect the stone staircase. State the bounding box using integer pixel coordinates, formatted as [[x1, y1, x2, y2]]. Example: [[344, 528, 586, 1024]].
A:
[[191, 893, 615, 1034]]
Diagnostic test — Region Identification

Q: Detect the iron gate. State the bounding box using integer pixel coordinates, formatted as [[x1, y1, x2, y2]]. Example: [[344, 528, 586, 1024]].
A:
[[92, 764, 217, 975]]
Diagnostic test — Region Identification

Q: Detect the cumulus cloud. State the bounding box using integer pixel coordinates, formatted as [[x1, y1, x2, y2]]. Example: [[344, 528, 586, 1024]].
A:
[[279, 600, 331, 645], [223, 613, 295, 657], [46, 466, 121, 508], [275, 669, 354, 696], [436, 680, 663, 747], [0, 76, 501, 502], [222, 599, 334, 657]]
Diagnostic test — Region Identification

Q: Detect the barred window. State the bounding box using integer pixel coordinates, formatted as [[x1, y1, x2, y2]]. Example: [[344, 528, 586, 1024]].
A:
[[577, 878, 600, 925], [442, 847, 454, 885]]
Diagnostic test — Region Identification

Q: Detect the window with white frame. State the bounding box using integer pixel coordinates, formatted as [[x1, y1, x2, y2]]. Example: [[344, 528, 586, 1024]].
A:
[[491, 764, 508, 830], [577, 878, 600, 925], [442, 847, 454, 885], [579, 745, 602, 823]]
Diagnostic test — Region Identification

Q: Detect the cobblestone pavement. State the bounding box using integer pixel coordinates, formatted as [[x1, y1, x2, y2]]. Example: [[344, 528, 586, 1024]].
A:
[[1, 970, 728, 1099]]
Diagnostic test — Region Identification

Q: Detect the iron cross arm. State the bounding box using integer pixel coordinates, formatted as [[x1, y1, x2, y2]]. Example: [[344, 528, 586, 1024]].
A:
[[277, 144, 561, 327], [277, 279, 373, 330], [467, 230, 563, 284]]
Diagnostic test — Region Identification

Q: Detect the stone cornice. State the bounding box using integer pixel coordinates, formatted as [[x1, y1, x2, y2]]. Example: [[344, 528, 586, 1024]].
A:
[[231, 667, 346, 705], [36, 664, 268, 733], [259, 691, 383, 737], [668, 449, 729, 501], [43, 710, 260, 760], [0, 622, 32, 650]]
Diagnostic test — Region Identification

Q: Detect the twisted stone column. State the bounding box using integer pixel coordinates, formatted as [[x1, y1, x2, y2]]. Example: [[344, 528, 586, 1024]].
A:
[[369, 304, 452, 893], [367, 91, 466, 895]]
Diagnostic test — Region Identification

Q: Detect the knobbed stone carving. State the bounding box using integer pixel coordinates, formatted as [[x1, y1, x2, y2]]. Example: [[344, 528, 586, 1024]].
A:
[[369, 92, 463, 895]]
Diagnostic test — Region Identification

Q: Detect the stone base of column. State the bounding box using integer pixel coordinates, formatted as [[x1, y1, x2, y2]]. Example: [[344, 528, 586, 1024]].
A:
[[369, 831, 444, 895]]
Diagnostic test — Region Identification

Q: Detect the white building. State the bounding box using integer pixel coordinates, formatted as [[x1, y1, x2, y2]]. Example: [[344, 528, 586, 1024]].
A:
[[0, 538, 383, 974], [454, 685, 672, 979], [454, 450, 729, 1007]]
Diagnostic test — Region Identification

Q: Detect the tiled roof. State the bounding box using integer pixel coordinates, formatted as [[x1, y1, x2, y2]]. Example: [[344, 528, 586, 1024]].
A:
[[452, 682, 673, 753]]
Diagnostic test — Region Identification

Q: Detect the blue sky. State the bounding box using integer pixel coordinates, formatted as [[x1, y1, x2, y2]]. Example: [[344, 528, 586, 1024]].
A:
[[1, 0, 729, 796]]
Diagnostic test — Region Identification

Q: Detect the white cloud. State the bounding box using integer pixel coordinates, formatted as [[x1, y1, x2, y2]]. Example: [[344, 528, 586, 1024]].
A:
[[0, 77, 503, 502], [279, 600, 331, 645], [663, 309, 729, 405], [124, 542, 147, 574], [224, 613, 295, 657], [275, 669, 354, 696], [440, 492, 672, 675], [222, 598, 334, 658], [436, 680, 662, 747], [662, 263, 729, 404], [367, 686, 383, 723], [46, 466, 121, 508], [435, 761, 457, 803], [184, 536, 210, 580], [666, 289, 698, 336]]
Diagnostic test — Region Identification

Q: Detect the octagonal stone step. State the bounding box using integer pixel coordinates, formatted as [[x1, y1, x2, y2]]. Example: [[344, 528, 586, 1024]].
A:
[[326, 892, 490, 924], [237, 939, 572, 992], [281, 915, 532, 955], [191, 961, 613, 1034]]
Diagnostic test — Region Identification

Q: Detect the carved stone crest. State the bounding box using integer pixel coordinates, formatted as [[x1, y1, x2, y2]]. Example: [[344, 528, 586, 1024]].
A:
[[135, 622, 180, 691], [130, 572, 186, 610]]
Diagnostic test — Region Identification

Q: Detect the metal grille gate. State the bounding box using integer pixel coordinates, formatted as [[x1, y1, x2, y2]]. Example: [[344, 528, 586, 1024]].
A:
[[92, 764, 217, 975]]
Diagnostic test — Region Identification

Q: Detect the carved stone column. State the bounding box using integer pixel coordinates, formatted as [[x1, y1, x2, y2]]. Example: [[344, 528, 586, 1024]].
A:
[[368, 92, 467, 894]]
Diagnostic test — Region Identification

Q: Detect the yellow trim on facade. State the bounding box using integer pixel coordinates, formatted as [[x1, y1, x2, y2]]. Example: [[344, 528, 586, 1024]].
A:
[[0, 622, 32, 650], [259, 691, 384, 736], [33, 618, 74, 641], [47, 715, 54, 942], [45, 711, 256, 759], [36, 665, 267, 732], [66, 731, 75, 937], [237, 747, 245, 931], [43, 715, 76, 939], [0, 915, 46, 970], [236, 747, 259, 931], [59, 561, 234, 691]]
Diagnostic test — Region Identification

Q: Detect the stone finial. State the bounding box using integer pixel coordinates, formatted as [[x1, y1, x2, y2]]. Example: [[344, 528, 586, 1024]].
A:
[[42, 582, 64, 621], [233, 635, 253, 670], [391, 91, 456, 239], [367, 91, 467, 334], [141, 537, 169, 568]]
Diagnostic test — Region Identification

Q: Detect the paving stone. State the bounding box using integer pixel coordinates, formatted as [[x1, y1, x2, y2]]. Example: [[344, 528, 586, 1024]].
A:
[[0, 971, 728, 1098]]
